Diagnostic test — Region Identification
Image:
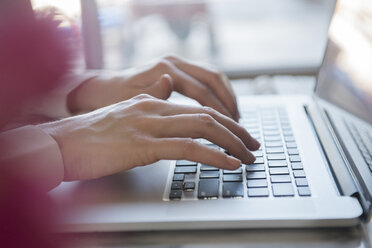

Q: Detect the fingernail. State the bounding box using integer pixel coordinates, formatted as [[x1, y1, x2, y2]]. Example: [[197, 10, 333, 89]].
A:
[[244, 150, 256, 164], [228, 156, 241, 168]]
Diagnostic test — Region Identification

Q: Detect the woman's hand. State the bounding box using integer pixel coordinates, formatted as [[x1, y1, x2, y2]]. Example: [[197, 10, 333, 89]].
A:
[[68, 55, 240, 121], [40, 94, 259, 181]]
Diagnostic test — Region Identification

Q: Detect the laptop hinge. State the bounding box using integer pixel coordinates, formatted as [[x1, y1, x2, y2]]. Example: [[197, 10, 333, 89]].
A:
[[322, 111, 372, 222], [304, 104, 359, 197]]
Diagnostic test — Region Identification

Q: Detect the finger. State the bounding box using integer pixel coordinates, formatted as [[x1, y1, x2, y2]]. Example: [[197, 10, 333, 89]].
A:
[[154, 138, 241, 170], [153, 114, 255, 164], [142, 74, 173, 100], [166, 56, 240, 121], [161, 104, 260, 151], [221, 73, 240, 120], [171, 69, 233, 119]]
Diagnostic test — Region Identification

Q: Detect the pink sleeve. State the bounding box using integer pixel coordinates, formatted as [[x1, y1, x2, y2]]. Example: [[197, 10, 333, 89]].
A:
[[0, 125, 64, 191]]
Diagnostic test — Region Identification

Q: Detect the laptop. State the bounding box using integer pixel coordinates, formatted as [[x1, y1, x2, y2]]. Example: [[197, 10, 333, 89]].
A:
[[50, 0, 372, 231]]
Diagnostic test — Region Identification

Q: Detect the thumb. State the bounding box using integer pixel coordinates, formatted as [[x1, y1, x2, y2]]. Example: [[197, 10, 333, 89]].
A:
[[143, 74, 173, 100]]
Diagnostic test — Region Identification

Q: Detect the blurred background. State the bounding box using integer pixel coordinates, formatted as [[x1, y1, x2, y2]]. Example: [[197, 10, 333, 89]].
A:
[[31, 0, 335, 79]]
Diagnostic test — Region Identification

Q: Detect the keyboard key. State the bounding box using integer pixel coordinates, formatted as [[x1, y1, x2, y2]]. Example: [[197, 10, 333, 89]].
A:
[[281, 126, 292, 131], [223, 167, 243, 174], [171, 182, 183, 190], [269, 167, 289, 175], [246, 171, 266, 179], [223, 182, 244, 198], [198, 179, 219, 199], [252, 134, 261, 140], [284, 136, 295, 142], [200, 171, 219, 179], [174, 166, 197, 174], [173, 174, 185, 181], [266, 147, 284, 154], [264, 136, 281, 142], [293, 170, 306, 178], [265, 142, 283, 147], [246, 164, 265, 172], [183, 182, 195, 191], [290, 155, 301, 162], [264, 131, 280, 136], [200, 164, 219, 171], [268, 160, 287, 167], [169, 190, 182, 200], [263, 126, 279, 131], [280, 119, 290, 124], [272, 183, 294, 197], [247, 129, 260, 134], [267, 154, 286, 160], [248, 188, 269, 197], [245, 123, 259, 129], [287, 148, 299, 155], [270, 175, 291, 183], [291, 162, 303, 170], [252, 151, 263, 157], [283, 131, 293, 136], [176, 160, 197, 166], [253, 157, 264, 164], [223, 174, 243, 182], [247, 179, 268, 188], [298, 187, 311, 196], [261, 116, 276, 121], [286, 142, 297, 148], [262, 118, 277, 123], [295, 178, 309, 187]]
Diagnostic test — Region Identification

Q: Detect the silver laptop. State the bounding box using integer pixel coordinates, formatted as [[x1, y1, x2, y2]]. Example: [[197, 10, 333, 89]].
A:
[[50, 0, 372, 232]]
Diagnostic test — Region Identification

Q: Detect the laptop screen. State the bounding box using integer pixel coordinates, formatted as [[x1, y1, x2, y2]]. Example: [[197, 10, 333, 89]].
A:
[[315, 0, 372, 124]]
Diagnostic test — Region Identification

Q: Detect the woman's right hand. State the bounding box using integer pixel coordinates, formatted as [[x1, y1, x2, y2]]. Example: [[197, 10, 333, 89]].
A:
[[39, 94, 260, 182]]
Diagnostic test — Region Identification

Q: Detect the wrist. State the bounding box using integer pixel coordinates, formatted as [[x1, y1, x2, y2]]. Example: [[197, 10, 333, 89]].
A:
[[67, 75, 100, 113], [67, 73, 126, 113]]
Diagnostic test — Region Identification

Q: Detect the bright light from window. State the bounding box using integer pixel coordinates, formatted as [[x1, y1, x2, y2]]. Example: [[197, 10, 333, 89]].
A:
[[31, 0, 81, 18]]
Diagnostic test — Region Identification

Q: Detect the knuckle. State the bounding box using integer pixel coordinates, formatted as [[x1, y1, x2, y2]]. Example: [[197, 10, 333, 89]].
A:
[[135, 98, 157, 111], [202, 106, 215, 116], [198, 113, 215, 127], [182, 138, 196, 157], [155, 59, 172, 71], [210, 68, 225, 83]]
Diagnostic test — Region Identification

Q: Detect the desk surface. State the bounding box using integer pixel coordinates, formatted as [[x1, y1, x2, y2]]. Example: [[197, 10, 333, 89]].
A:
[[62, 77, 371, 248], [64, 226, 371, 248]]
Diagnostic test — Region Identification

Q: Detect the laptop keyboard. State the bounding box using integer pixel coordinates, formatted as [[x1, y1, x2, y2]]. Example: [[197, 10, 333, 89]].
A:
[[346, 121, 372, 171], [167, 107, 311, 200]]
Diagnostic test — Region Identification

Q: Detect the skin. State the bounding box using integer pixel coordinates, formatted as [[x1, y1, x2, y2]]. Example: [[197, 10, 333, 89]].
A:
[[68, 55, 240, 120], [39, 56, 260, 181]]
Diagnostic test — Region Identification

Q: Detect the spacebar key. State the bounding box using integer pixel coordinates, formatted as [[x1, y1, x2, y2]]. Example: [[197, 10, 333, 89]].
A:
[[198, 179, 220, 199]]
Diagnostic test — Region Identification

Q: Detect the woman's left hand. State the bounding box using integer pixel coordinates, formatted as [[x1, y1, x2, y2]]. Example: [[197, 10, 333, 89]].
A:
[[68, 55, 240, 121]]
